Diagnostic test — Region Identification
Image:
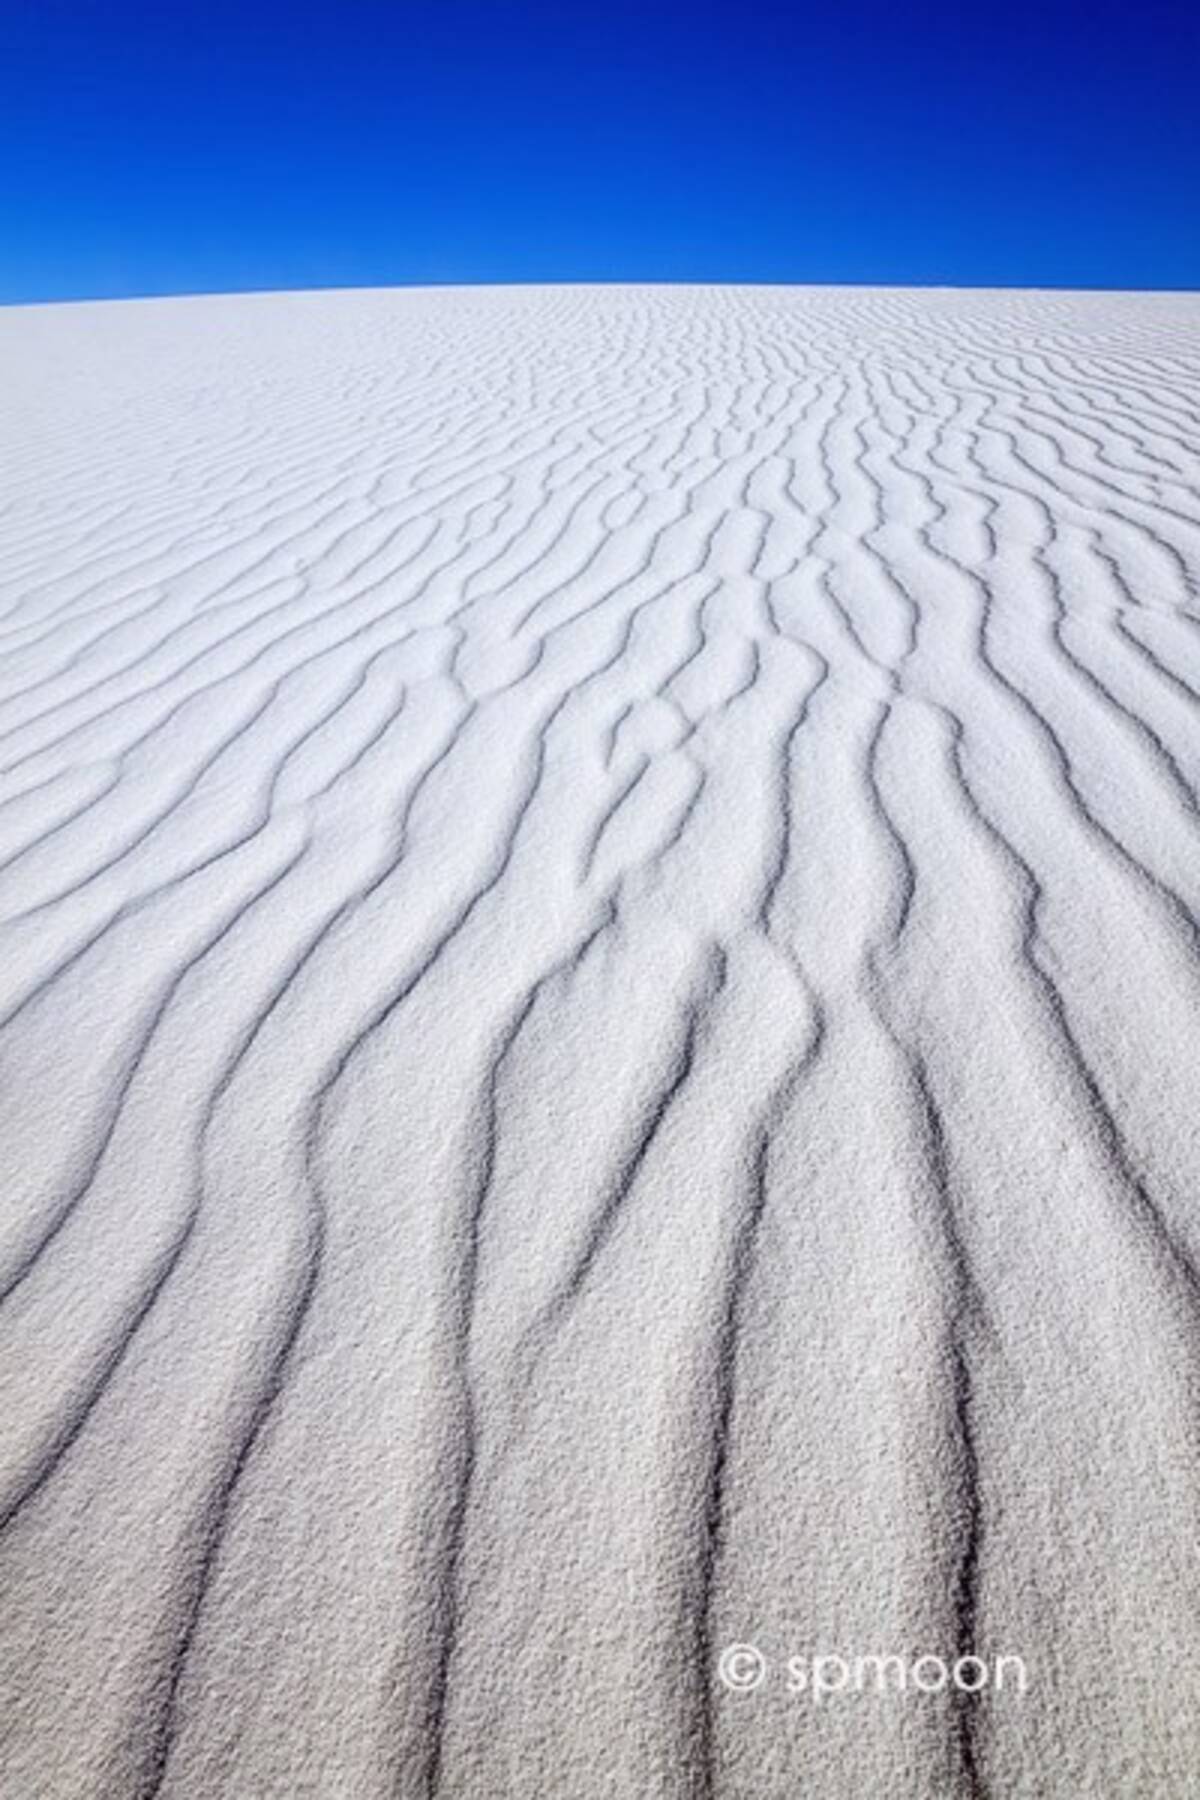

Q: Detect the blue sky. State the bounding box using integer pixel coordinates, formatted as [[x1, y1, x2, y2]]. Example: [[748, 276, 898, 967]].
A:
[[3, 0, 1198, 302]]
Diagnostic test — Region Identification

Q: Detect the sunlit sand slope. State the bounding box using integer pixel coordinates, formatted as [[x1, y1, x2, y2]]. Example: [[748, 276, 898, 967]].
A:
[[2, 285, 1200, 1798]]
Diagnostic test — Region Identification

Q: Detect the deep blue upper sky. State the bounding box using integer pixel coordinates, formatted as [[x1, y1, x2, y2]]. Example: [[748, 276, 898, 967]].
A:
[[3, 0, 1198, 302]]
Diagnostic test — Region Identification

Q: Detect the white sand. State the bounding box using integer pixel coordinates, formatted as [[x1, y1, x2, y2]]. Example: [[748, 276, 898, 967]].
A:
[[1, 285, 1199, 1798]]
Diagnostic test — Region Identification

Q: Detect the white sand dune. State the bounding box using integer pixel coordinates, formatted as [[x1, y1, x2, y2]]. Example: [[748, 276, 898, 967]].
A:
[[2, 284, 1200, 1798]]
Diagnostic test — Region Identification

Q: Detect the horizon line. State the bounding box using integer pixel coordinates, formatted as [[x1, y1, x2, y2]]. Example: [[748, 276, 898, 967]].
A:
[[5, 275, 1200, 311]]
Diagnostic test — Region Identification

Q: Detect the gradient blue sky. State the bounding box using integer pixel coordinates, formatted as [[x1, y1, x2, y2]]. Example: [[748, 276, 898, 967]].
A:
[[3, 0, 1198, 302]]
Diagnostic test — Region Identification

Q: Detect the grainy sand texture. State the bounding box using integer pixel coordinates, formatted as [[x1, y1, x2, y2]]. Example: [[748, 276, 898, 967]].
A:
[[2, 284, 1200, 1798]]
